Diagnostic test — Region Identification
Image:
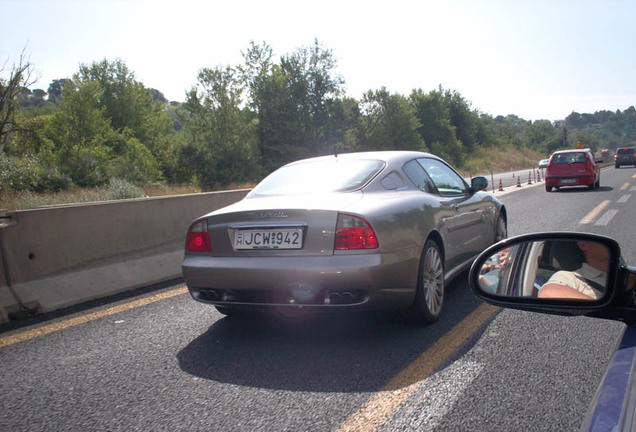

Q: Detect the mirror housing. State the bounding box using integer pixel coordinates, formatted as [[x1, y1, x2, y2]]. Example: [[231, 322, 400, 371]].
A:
[[469, 232, 636, 324], [471, 176, 488, 192]]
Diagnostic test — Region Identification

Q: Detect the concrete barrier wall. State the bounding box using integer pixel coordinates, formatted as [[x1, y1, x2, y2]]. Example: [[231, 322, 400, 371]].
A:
[[0, 190, 249, 322]]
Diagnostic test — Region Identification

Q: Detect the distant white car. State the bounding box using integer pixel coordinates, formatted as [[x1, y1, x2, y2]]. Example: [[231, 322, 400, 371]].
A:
[[538, 159, 549, 169]]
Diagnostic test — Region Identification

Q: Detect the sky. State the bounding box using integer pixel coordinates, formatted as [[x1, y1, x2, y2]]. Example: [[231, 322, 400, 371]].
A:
[[1, 0, 635, 121]]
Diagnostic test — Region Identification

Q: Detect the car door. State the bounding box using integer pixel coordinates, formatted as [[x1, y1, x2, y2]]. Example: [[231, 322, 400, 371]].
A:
[[416, 158, 491, 269]]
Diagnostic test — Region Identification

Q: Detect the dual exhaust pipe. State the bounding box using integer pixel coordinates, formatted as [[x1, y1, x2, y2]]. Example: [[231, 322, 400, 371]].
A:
[[197, 288, 362, 305]]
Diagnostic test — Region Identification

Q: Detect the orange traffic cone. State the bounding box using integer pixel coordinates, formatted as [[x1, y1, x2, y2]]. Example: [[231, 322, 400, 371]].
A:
[[498, 179, 503, 191], [528, 172, 532, 185], [517, 176, 521, 187]]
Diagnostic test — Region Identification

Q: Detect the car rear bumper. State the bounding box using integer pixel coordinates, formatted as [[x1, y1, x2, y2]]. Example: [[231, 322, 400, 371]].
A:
[[182, 249, 420, 311], [545, 175, 594, 188]]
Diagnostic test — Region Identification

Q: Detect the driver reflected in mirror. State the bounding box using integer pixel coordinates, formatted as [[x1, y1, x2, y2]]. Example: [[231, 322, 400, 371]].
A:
[[539, 241, 609, 300]]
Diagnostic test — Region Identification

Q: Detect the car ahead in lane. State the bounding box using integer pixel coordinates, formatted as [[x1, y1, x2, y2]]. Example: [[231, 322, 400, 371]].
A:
[[615, 146, 636, 168], [538, 159, 549, 169], [545, 148, 600, 192], [469, 232, 636, 431], [182, 151, 507, 324]]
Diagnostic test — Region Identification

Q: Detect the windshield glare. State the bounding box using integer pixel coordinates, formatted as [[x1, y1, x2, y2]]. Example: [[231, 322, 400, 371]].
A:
[[249, 158, 385, 196]]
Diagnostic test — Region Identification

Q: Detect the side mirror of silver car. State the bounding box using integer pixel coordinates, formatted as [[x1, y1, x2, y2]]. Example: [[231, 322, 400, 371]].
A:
[[470, 176, 488, 192]]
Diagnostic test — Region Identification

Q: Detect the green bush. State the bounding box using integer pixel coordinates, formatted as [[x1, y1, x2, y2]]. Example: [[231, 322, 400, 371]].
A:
[[104, 178, 145, 200], [0, 153, 73, 192]]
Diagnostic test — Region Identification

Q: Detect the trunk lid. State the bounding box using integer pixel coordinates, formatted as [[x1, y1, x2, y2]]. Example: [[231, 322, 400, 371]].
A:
[[203, 192, 364, 257]]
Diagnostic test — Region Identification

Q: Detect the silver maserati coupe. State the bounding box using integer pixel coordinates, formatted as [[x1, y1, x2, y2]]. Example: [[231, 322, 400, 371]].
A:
[[182, 151, 507, 323]]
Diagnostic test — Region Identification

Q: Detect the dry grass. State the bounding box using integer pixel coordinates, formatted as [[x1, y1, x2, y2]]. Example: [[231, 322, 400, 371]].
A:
[[1, 148, 540, 211], [462, 145, 545, 177], [0, 181, 260, 211]]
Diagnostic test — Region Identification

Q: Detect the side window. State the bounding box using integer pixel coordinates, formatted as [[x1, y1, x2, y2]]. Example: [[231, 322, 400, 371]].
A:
[[403, 160, 436, 193], [381, 171, 407, 190], [416, 158, 467, 196]]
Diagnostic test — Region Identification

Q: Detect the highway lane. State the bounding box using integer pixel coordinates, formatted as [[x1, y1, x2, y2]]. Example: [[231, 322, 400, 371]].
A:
[[381, 166, 634, 431], [0, 167, 634, 431]]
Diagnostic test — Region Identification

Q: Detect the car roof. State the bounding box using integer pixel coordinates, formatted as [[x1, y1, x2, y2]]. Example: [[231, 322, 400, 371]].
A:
[[283, 150, 443, 167], [551, 148, 591, 154]]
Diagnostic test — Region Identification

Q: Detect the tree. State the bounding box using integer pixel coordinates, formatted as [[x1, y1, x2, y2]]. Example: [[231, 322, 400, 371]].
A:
[[0, 50, 36, 145], [360, 87, 425, 152], [47, 79, 68, 104], [49, 78, 112, 186], [77, 59, 174, 176], [149, 88, 168, 103], [524, 121, 560, 153], [409, 88, 463, 164], [238, 40, 274, 164], [448, 90, 479, 150], [177, 65, 257, 188]]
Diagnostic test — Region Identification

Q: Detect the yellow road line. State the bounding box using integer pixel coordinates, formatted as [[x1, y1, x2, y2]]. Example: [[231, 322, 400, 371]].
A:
[[620, 182, 630, 190], [334, 303, 498, 432], [579, 200, 610, 225], [0, 286, 188, 349]]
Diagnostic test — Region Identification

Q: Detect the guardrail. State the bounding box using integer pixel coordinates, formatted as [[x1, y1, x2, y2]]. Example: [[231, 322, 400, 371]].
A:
[[0, 190, 249, 322]]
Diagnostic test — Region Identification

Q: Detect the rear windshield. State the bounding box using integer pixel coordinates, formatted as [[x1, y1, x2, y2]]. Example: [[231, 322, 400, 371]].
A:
[[551, 152, 587, 164], [249, 158, 385, 196], [617, 148, 634, 155]]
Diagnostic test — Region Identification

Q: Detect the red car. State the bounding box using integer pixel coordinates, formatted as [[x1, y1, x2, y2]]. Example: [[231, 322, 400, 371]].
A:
[[545, 149, 600, 192]]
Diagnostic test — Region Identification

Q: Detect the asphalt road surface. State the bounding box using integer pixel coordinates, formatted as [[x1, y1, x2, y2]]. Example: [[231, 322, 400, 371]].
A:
[[1, 165, 633, 431]]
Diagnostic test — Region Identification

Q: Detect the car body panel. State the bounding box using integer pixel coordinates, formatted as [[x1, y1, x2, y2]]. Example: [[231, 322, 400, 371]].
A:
[[183, 151, 505, 314], [580, 325, 636, 432]]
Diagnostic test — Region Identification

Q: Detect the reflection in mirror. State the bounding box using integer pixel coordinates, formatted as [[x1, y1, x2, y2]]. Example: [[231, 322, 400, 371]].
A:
[[477, 239, 610, 301]]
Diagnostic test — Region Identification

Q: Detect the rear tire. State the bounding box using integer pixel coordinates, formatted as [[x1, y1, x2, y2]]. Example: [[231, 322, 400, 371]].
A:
[[405, 240, 444, 324], [494, 214, 507, 244], [546, 185, 552, 192]]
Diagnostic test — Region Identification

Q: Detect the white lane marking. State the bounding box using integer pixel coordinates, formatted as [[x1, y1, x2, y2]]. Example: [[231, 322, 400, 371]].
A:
[[595, 209, 619, 226], [630, 186, 636, 192], [375, 360, 484, 432], [617, 195, 631, 203], [580, 200, 610, 225]]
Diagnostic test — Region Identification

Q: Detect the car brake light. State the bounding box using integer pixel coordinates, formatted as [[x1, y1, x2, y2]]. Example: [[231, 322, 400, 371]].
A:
[[334, 214, 379, 250], [186, 220, 211, 252]]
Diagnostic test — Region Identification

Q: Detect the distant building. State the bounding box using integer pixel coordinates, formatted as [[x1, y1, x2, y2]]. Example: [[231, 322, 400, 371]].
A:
[[553, 119, 566, 128]]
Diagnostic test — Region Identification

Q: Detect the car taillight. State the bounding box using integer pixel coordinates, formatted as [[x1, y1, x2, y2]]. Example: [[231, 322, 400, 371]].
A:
[[334, 214, 379, 250], [186, 220, 211, 252]]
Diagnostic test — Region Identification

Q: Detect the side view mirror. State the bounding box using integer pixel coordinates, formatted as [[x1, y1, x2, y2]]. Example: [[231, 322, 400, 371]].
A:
[[469, 232, 636, 324], [471, 176, 488, 192]]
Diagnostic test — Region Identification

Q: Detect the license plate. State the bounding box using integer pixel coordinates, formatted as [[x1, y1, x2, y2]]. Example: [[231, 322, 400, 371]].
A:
[[560, 179, 576, 184], [234, 228, 303, 250]]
